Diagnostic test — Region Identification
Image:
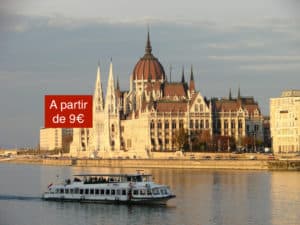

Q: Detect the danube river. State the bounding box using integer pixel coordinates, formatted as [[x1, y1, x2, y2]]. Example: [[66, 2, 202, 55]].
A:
[[0, 163, 300, 225]]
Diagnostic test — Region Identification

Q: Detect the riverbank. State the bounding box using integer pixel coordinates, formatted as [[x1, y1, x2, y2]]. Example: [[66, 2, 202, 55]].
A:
[[2, 157, 300, 170]]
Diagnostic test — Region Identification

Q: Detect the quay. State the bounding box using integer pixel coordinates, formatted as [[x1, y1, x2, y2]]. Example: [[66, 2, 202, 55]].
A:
[[2, 155, 300, 171]]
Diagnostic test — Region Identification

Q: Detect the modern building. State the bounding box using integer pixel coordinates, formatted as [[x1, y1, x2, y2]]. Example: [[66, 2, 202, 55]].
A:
[[270, 90, 300, 154], [40, 128, 73, 151]]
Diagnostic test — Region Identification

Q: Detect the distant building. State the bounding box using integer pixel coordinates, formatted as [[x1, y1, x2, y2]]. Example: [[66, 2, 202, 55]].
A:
[[40, 128, 73, 151], [70, 32, 213, 158], [211, 89, 264, 151], [68, 32, 265, 158], [270, 90, 300, 153]]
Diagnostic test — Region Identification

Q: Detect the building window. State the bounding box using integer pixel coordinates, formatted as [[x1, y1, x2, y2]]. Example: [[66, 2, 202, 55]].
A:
[[127, 139, 132, 148], [172, 120, 176, 129], [158, 120, 162, 129], [121, 126, 124, 132], [224, 120, 228, 129], [206, 120, 209, 128], [150, 121, 155, 129], [165, 120, 169, 129], [179, 120, 184, 129], [111, 124, 115, 132], [200, 120, 204, 129], [195, 120, 199, 129], [238, 120, 243, 129], [231, 120, 235, 129], [195, 104, 199, 112], [190, 120, 194, 128], [200, 104, 203, 112]]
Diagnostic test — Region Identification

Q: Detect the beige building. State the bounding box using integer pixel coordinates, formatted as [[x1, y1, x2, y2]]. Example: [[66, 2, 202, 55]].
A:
[[270, 90, 300, 153], [69, 32, 213, 158], [40, 128, 73, 151]]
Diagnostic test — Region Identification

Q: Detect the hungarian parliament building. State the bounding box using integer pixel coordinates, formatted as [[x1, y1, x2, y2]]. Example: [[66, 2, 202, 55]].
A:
[[41, 32, 264, 158]]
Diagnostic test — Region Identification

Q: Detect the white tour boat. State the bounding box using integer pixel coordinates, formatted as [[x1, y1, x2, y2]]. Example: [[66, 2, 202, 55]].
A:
[[42, 173, 175, 205]]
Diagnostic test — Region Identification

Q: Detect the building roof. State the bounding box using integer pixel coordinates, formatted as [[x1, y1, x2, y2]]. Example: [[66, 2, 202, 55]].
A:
[[132, 31, 165, 81], [155, 101, 187, 112], [163, 83, 187, 98]]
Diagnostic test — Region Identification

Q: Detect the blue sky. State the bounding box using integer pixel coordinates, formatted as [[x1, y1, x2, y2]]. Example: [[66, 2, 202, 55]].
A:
[[0, 0, 300, 148]]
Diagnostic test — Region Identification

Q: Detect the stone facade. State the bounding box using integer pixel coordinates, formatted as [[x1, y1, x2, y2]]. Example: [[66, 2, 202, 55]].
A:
[[270, 90, 300, 153]]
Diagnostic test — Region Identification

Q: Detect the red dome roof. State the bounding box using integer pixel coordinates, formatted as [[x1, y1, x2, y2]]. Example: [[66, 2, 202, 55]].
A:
[[132, 32, 165, 81]]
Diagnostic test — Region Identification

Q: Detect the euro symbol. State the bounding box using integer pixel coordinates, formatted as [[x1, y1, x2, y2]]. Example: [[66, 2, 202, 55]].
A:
[[77, 114, 84, 123]]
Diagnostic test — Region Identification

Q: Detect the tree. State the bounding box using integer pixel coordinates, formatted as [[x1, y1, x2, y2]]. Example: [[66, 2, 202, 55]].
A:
[[173, 128, 189, 151]]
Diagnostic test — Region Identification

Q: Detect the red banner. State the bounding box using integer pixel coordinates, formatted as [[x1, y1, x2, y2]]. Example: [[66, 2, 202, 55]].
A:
[[44, 95, 93, 128]]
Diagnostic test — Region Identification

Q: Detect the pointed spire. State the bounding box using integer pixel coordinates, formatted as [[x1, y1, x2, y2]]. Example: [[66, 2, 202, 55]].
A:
[[93, 62, 104, 111], [105, 61, 117, 114], [181, 66, 185, 83], [189, 65, 195, 93], [190, 65, 194, 81], [238, 86, 241, 99], [169, 65, 172, 82], [229, 88, 232, 100], [145, 28, 152, 55], [116, 76, 120, 90]]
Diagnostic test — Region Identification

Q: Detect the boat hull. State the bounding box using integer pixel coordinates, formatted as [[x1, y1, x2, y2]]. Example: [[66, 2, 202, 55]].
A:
[[42, 194, 175, 205]]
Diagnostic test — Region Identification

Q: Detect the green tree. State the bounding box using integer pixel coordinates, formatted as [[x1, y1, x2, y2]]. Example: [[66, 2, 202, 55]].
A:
[[173, 128, 189, 151]]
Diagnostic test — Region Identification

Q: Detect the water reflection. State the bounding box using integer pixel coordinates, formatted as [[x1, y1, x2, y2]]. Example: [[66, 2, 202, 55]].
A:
[[1, 163, 300, 225]]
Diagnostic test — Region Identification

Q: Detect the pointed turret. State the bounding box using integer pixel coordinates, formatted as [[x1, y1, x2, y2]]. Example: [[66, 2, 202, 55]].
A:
[[145, 29, 152, 55], [189, 65, 195, 93], [105, 61, 117, 114], [238, 86, 241, 99], [229, 88, 232, 100], [116, 76, 120, 90], [181, 66, 185, 83], [93, 62, 104, 111]]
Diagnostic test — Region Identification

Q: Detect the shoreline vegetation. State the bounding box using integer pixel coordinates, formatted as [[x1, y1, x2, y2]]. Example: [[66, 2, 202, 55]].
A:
[[1, 154, 300, 170]]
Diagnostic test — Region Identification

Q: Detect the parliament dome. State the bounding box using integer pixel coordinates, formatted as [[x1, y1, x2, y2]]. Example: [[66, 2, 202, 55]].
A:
[[132, 32, 165, 81]]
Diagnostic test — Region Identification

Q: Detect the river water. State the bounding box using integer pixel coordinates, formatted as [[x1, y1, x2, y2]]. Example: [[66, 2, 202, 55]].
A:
[[0, 163, 300, 225]]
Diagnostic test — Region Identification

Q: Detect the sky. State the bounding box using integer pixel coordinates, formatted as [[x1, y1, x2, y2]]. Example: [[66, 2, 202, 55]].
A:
[[0, 0, 300, 148]]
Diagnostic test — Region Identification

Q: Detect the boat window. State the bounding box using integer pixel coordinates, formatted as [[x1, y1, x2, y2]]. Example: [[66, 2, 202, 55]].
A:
[[65, 189, 69, 194], [80, 189, 83, 195], [90, 189, 94, 195], [111, 190, 115, 195], [136, 175, 142, 182], [70, 189, 73, 194], [101, 189, 105, 195], [116, 189, 121, 195], [122, 189, 127, 195], [160, 189, 164, 195], [147, 189, 152, 195], [55, 189, 59, 193], [95, 189, 99, 195], [85, 189, 89, 195], [105, 189, 110, 195], [74, 188, 79, 194], [60, 189, 64, 194], [133, 189, 138, 195], [152, 188, 160, 195], [140, 189, 146, 195]]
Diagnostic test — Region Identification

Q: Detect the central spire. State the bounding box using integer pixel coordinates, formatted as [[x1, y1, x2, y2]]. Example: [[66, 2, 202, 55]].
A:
[[145, 29, 152, 55]]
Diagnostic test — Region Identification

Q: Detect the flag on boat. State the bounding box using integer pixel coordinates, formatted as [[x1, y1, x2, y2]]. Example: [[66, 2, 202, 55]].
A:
[[48, 183, 53, 189]]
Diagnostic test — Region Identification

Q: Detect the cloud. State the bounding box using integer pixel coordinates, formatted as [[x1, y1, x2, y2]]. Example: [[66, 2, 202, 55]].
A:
[[208, 55, 300, 63], [240, 63, 300, 71], [207, 41, 265, 49]]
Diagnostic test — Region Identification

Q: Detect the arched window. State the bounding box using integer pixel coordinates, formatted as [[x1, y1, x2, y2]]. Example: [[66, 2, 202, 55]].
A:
[[165, 120, 169, 129], [111, 124, 115, 132]]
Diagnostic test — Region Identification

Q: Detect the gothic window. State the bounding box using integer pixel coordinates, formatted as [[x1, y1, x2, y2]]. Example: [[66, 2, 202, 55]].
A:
[[157, 120, 162, 129], [238, 120, 243, 129], [190, 120, 194, 128], [172, 120, 176, 129], [111, 124, 115, 132], [224, 120, 228, 129], [179, 120, 184, 129], [206, 120, 209, 128], [200, 120, 204, 129], [217, 120, 221, 129], [231, 120, 235, 129], [195, 104, 199, 112], [200, 104, 203, 112], [195, 120, 199, 129], [165, 120, 169, 129], [121, 126, 124, 132], [150, 120, 155, 129]]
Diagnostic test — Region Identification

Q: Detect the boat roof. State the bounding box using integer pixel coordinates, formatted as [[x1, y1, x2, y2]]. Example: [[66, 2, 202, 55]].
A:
[[73, 174, 152, 177]]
